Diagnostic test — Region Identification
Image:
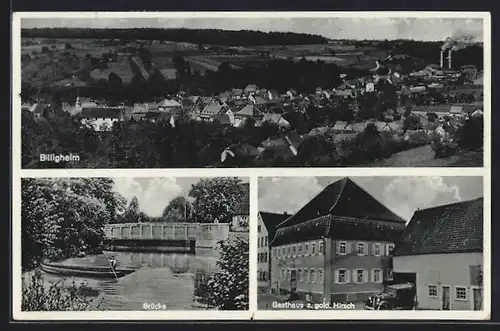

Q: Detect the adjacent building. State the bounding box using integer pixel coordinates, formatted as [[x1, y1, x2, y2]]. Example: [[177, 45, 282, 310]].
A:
[[392, 197, 483, 311], [269, 177, 406, 304], [258, 212, 289, 289]]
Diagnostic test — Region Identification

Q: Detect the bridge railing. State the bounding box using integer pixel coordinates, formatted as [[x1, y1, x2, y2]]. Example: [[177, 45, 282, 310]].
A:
[[103, 222, 230, 241]]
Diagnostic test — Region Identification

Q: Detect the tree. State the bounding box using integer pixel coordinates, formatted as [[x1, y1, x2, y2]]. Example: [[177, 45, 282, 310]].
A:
[[64, 43, 73, 50], [21, 178, 118, 270], [403, 114, 423, 131], [162, 196, 193, 222], [201, 237, 249, 310], [189, 178, 246, 223], [122, 196, 141, 223]]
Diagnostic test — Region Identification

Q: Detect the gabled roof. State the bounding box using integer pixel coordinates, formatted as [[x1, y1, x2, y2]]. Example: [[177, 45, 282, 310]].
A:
[[235, 104, 263, 117], [333, 121, 348, 130], [201, 103, 223, 115], [259, 212, 289, 240], [278, 177, 406, 229], [157, 99, 182, 108], [393, 198, 483, 256]]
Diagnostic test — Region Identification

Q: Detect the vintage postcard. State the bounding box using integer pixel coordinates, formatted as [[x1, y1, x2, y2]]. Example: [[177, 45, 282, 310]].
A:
[[256, 175, 489, 319], [13, 12, 489, 169], [11, 11, 491, 322]]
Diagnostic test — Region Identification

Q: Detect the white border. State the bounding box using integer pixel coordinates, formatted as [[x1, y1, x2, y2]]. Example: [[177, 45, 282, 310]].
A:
[[11, 11, 491, 321]]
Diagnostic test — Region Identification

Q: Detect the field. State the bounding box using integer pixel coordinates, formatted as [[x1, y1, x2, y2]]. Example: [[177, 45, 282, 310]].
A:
[[21, 36, 394, 89]]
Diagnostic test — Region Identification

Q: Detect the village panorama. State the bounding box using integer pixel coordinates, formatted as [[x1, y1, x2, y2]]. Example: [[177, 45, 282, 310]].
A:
[[20, 17, 484, 168]]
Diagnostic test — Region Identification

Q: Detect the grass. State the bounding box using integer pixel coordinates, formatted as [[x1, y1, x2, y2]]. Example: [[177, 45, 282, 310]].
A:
[[364, 144, 483, 167]]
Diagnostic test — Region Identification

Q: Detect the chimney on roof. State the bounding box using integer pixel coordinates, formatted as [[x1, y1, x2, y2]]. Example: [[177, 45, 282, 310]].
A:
[[283, 212, 288, 216]]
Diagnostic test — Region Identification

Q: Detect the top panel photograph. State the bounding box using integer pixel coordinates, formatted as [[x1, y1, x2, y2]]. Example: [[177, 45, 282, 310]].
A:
[[16, 13, 487, 168]]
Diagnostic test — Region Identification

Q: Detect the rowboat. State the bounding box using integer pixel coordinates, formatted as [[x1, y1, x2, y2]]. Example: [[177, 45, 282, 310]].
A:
[[40, 262, 136, 279]]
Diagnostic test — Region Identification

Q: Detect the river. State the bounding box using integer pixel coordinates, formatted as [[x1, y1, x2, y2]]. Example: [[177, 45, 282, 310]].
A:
[[23, 249, 220, 311]]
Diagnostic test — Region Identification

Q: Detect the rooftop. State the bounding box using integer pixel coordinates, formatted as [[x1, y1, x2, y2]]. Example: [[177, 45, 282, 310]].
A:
[[393, 197, 483, 256]]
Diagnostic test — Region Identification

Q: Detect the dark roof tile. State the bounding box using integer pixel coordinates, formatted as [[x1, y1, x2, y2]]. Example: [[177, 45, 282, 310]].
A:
[[393, 198, 483, 256], [259, 212, 289, 240]]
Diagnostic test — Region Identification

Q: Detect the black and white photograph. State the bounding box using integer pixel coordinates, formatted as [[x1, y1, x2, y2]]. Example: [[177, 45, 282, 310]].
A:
[[257, 176, 485, 312], [16, 13, 487, 169], [19, 176, 249, 312]]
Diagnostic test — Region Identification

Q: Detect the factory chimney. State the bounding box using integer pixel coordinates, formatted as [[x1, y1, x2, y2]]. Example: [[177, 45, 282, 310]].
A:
[[439, 50, 444, 68], [447, 49, 452, 69]]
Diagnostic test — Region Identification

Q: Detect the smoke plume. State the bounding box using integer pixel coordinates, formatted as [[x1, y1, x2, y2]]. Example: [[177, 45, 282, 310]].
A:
[[441, 29, 478, 51]]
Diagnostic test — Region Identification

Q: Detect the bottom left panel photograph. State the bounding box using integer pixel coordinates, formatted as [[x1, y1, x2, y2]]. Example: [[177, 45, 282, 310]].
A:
[[18, 176, 249, 313]]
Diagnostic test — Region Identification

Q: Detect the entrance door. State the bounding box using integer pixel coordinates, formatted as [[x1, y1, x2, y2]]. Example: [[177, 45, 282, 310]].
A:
[[290, 270, 297, 292], [442, 286, 451, 310], [473, 288, 483, 310]]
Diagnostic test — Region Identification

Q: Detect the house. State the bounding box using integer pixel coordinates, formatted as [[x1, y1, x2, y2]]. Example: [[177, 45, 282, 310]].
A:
[[231, 183, 250, 232], [157, 98, 182, 112], [333, 121, 348, 132], [258, 212, 289, 290], [244, 84, 258, 95], [260, 131, 303, 159], [233, 104, 264, 126], [29, 103, 48, 118], [80, 107, 124, 131], [200, 103, 224, 121], [392, 198, 483, 311], [308, 126, 335, 137], [269, 177, 406, 303], [213, 113, 232, 126], [262, 113, 291, 128], [449, 106, 464, 115], [220, 143, 263, 165]]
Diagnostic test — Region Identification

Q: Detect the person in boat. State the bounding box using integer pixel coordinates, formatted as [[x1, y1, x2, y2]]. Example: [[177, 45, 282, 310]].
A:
[[108, 256, 117, 270]]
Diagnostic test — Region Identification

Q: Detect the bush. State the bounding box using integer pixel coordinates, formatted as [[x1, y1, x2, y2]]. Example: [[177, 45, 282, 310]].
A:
[[199, 237, 249, 310], [22, 270, 94, 311], [431, 140, 458, 158]]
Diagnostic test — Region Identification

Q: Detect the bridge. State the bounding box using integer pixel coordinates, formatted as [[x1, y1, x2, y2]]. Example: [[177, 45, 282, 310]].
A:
[[103, 222, 230, 252]]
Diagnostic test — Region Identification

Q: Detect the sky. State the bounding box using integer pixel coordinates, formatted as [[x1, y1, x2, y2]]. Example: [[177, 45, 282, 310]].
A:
[[21, 17, 483, 42], [258, 176, 483, 222], [112, 177, 248, 217]]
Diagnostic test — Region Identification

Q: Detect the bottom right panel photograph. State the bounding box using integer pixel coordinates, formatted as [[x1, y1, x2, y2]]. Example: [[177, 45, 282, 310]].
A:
[[257, 176, 485, 312]]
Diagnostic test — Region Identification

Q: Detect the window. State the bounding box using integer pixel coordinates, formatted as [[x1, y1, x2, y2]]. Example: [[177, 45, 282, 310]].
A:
[[292, 245, 296, 255], [319, 241, 324, 254], [264, 252, 268, 262], [299, 269, 303, 282], [281, 269, 285, 280], [287, 269, 290, 280], [258, 225, 261, 233], [287, 246, 291, 255], [312, 243, 316, 254], [339, 241, 347, 255], [373, 269, 381, 283], [337, 269, 348, 284], [318, 269, 324, 283], [298, 244, 302, 254], [311, 269, 316, 283], [357, 242, 365, 255], [356, 269, 364, 283], [455, 287, 467, 300], [374, 243, 381, 256], [305, 243, 309, 254], [387, 244, 395, 255], [428, 285, 438, 297], [304, 269, 309, 283], [263, 271, 268, 281], [265, 237, 268, 245]]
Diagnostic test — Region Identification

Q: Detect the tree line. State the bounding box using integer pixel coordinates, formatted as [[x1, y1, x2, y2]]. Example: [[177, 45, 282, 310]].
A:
[[21, 28, 329, 46]]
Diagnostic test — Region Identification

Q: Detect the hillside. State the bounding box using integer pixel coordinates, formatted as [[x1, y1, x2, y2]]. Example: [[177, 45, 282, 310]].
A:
[[21, 28, 329, 46]]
